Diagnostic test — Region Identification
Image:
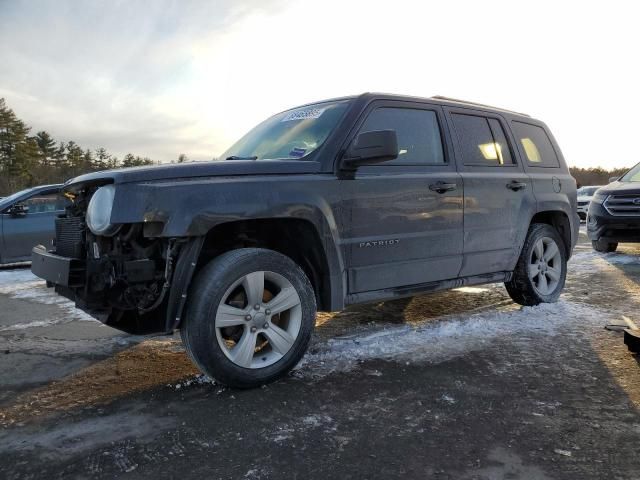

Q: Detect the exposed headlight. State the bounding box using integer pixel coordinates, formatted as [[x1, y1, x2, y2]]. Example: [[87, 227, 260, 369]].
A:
[[591, 191, 608, 205], [86, 185, 119, 236]]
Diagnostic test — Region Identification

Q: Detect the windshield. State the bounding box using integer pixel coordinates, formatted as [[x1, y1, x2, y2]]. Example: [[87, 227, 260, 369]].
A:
[[220, 100, 351, 161], [620, 162, 640, 182], [0, 187, 36, 210], [577, 186, 599, 196]]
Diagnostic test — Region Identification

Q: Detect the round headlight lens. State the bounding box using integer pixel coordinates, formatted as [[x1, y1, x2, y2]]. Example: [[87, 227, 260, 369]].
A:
[[86, 185, 118, 235]]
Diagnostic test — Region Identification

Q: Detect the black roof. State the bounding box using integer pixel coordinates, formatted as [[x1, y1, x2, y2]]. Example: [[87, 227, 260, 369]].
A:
[[265, 92, 534, 122]]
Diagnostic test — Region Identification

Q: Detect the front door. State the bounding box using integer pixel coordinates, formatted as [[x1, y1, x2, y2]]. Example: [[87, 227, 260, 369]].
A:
[[341, 102, 464, 294], [1, 189, 64, 263], [444, 108, 536, 276]]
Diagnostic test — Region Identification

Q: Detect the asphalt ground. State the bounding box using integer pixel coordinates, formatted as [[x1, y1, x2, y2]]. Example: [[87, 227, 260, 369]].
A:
[[1, 229, 639, 479]]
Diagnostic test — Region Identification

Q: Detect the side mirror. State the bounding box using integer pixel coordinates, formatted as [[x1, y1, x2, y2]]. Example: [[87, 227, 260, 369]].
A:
[[342, 130, 398, 169], [609, 176, 620, 183], [8, 203, 29, 217]]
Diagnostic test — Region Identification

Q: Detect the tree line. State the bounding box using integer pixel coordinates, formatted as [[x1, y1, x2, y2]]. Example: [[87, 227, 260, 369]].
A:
[[569, 166, 630, 188], [0, 97, 157, 196]]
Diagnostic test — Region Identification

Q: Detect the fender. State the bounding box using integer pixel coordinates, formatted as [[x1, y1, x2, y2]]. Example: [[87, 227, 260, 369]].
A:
[[110, 175, 347, 327]]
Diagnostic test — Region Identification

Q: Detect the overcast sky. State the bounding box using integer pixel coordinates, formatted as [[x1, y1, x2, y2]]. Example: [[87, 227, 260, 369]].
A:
[[1, 0, 638, 168]]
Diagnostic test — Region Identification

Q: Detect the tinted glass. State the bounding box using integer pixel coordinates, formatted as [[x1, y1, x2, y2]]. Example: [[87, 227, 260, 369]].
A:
[[621, 162, 640, 182], [358, 107, 445, 165], [220, 100, 350, 161], [0, 187, 37, 210], [22, 193, 63, 213], [512, 121, 559, 167], [452, 114, 513, 166]]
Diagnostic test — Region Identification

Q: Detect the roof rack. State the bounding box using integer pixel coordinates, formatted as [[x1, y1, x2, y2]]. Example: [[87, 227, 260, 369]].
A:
[[430, 95, 530, 117]]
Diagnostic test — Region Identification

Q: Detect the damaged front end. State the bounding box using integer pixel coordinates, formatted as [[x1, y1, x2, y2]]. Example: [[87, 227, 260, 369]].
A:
[[31, 183, 200, 335]]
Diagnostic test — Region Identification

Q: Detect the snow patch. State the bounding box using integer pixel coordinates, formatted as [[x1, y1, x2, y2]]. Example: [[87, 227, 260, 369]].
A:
[[0, 318, 71, 332], [441, 394, 456, 405], [296, 301, 612, 378], [0, 267, 97, 323], [171, 374, 217, 390], [0, 268, 38, 286], [570, 251, 639, 274]]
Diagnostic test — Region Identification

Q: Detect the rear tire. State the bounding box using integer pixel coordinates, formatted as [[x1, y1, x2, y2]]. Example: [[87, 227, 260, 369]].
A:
[[505, 223, 567, 306], [181, 248, 316, 389], [592, 239, 618, 253]]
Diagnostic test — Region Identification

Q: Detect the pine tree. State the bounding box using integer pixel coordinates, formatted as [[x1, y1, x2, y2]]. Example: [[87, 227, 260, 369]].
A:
[[66, 141, 84, 175], [54, 142, 68, 169], [94, 147, 110, 170], [0, 97, 159, 195], [121, 153, 136, 168], [83, 149, 94, 171], [35, 131, 57, 166]]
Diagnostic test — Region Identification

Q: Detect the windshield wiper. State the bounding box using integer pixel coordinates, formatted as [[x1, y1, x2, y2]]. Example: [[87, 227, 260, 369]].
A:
[[226, 155, 258, 160]]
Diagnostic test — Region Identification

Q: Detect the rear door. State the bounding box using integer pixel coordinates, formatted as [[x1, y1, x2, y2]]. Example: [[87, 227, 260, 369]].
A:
[[444, 108, 536, 276], [341, 101, 464, 293], [1, 189, 63, 262]]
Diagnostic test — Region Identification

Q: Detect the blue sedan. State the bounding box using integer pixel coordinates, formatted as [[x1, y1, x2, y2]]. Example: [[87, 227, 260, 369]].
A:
[[0, 184, 66, 264]]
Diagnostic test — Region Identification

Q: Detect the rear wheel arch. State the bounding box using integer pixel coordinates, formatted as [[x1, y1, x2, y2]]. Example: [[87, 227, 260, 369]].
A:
[[528, 210, 572, 258]]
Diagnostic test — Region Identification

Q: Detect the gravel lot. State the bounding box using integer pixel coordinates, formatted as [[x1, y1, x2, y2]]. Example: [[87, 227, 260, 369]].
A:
[[1, 228, 640, 479]]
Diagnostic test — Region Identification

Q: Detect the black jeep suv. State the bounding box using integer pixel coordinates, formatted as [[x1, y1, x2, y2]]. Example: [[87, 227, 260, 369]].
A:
[[587, 161, 640, 252], [32, 94, 578, 388]]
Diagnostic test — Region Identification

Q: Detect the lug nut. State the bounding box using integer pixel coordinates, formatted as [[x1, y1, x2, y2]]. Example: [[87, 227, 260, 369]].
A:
[[263, 323, 269, 329], [250, 326, 257, 333], [265, 309, 271, 315], [245, 314, 252, 321], [254, 304, 260, 310]]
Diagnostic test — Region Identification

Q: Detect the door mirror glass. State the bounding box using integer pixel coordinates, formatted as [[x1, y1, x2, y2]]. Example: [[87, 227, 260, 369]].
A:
[[343, 130, 398, 169], [8, 203, 29, 217]]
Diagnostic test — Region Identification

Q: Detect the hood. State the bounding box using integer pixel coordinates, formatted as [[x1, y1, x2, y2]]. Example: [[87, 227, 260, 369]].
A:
[[64, 159, 321, 192], [577, 195, 592, 201], [598, 181, 640, 196]]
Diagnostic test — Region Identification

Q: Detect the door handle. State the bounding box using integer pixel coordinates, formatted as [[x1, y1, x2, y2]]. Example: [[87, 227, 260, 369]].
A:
[[429, 181, 457, 194], [506, 181, 527, 191]]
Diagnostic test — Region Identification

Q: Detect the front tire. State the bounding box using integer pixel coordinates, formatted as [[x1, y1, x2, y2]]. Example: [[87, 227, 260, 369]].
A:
[[592, 239, 618, 253], [505, 224, 567, 306], [181, 248, 316, 389]]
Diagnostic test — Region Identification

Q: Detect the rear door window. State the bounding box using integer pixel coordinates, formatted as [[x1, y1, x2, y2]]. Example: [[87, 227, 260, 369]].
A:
[[512, 121, 559, 168], [451, 114, 513, 166], [357, 107, 445, 165]]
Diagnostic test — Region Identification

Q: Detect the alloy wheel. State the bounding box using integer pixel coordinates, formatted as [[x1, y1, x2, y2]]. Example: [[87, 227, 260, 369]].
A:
[[214, 270, 302, 369], [528, 237, 562, 296]]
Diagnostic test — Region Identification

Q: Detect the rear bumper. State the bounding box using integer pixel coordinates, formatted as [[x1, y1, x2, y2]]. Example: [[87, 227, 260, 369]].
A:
[[31, 246, 84, 287], [587, 203, 640, 243]]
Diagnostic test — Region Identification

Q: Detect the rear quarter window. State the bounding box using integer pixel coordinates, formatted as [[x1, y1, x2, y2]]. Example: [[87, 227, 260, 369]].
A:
[[512, 121, 559, 168]]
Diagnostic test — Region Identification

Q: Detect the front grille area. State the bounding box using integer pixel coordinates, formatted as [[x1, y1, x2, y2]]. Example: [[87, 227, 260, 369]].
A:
[[604, 194, 640, 216], [55, 216, 85, 258]]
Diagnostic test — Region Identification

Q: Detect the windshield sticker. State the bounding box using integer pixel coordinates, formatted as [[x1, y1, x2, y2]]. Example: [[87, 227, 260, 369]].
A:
[[289, 147, 307, 158], [281, 107, 325, 122]]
